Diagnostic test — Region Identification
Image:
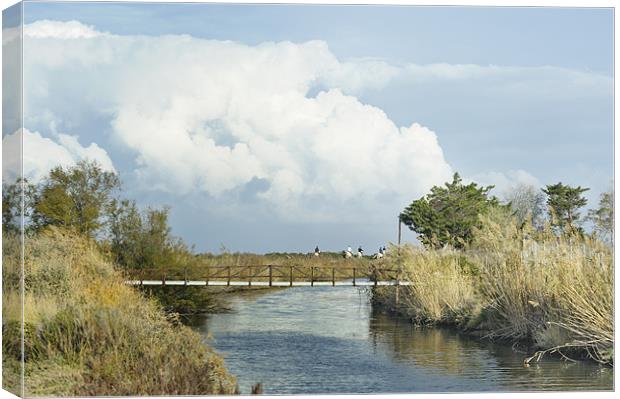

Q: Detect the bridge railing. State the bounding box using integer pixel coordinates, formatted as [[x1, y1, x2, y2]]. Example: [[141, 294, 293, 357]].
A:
[[124, 264, 400, 287]]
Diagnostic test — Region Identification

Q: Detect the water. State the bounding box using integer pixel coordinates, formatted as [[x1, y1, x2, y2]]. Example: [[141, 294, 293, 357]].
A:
[[191, 286, 613, 394]]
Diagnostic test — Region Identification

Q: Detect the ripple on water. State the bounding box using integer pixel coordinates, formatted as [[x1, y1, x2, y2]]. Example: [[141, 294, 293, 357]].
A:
[[196, 287, 613, 394]]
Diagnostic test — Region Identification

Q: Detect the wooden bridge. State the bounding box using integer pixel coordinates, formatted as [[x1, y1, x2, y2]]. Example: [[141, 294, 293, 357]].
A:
[[124, 265, 411, 287]]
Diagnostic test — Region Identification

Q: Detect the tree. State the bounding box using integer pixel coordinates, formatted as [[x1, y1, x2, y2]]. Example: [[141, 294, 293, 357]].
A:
[[542, 182, 589, 232], [399, 173, 500, 249], [32, 160, 120, 238], [2, 178, 37, 234], [108, 201, 187, 270], [587, 189, 613, 243], [504, 183, 546, 228], [141, 206, 176, 269], [108, 199, 144, 268]]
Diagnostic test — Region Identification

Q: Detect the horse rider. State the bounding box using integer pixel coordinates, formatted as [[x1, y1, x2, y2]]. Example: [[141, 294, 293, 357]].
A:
[[344, 246, 353, 258]]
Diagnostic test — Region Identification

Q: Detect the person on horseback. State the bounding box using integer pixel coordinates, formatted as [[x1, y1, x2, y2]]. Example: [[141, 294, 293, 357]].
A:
[[344, 246, 353, 258]]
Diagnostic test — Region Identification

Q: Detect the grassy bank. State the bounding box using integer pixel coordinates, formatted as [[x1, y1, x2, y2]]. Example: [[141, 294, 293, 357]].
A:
[[2, 227, 237, 396], [372, 209, 613, 365]]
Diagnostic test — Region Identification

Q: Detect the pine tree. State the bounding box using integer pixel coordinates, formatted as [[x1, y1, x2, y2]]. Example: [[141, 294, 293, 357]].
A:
[[542, 182, 589, 233], [399, 173, 500, 249]]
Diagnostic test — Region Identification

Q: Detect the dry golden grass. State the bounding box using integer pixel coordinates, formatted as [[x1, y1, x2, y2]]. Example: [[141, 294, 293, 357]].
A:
[[472, 209, 613, 363], [130, 250, 375, 283], [373, 245, 477, 325], [375, 208, 613, 364], [2, 227, 237, 396]]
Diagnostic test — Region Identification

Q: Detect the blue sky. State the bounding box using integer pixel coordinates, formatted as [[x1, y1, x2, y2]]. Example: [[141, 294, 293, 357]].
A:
[[3, 2, 614, 253], [23, 3, 613, 74]]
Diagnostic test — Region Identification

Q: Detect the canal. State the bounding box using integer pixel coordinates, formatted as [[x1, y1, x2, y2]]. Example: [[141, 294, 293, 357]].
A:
[[190, 285, 613, 394]]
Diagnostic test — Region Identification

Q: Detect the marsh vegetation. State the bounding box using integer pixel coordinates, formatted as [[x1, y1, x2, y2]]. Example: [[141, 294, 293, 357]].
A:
[[373, 176, 613, 365], [1, 161, 614, 396]]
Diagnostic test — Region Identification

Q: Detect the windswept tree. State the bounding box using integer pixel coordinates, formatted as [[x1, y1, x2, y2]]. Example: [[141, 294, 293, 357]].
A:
[[587, 189, 613, 243], [399, 173, 500, 249], [542, 182, 589, 233], [504, 183, 546, 228], [32, 160, 120, 238]]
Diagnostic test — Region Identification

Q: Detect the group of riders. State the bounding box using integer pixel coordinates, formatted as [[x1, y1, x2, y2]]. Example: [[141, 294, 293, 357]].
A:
[[313, 245, 388, 259]]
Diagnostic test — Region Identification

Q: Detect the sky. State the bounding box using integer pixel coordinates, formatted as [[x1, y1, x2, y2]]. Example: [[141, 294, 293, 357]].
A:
[[2, 1, 614, 253]]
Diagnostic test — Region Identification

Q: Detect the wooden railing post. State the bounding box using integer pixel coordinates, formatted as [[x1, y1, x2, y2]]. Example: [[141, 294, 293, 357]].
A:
[[332, 267, 335, 286], [289, 266, 293, 287], [311, 267, 314, 287], [352, 268, 356, 286], [227, 266, 231, 286], [374, 266, 378, 287], [269, 265, 273, 287], [248, 266, 252, 287], [206, 267, 210, 286], [162, 271, 166, 287]]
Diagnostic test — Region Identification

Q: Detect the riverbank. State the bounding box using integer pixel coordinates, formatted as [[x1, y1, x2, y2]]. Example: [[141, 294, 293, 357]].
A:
[[371, 210, 613, 366], [2, 228, 237, 396]]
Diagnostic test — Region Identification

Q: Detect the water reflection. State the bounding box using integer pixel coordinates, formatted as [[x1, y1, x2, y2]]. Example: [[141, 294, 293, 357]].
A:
[[369, 310, 495, 376], [195, 286, 612, 394], [368, 309, 613, 391]]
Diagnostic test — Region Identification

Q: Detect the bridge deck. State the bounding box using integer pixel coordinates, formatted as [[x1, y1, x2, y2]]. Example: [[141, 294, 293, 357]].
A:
[[125, 279, 411, 287]]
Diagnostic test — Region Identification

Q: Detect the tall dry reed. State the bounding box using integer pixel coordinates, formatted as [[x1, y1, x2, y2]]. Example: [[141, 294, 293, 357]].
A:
[[472, 208, 613, 363], [375, 207, 613, 364], [372, 245, 477, 326]]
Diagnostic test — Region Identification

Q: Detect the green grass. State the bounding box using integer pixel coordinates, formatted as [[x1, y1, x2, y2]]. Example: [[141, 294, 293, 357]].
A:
[[2, 227, 237, 396]]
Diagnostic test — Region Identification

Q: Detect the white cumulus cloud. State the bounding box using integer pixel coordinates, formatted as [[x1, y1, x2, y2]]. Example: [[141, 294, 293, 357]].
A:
[[24, 19, 104, 39], [21, 20, 454, 220], [2, 128, 115, 184]]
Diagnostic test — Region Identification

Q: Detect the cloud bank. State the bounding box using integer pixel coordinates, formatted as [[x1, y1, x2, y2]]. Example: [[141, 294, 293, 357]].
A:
[[18, 20, 455, 220], [13, 20, 607, 222]]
